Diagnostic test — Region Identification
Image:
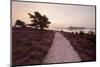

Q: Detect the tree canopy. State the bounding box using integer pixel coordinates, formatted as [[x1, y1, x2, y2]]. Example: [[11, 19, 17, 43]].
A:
[[28, 11, 51, 30]]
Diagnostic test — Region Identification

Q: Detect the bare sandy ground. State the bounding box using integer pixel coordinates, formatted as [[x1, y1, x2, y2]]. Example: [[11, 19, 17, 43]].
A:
[[44, 32, 81, 63]]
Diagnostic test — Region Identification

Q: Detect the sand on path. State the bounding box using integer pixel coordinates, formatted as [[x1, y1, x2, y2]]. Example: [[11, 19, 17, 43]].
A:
[[44, 32, 81, 63]]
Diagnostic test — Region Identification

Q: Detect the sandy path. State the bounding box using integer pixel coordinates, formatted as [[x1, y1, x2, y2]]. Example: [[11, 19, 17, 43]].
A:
[[44, 32, 81, 63]]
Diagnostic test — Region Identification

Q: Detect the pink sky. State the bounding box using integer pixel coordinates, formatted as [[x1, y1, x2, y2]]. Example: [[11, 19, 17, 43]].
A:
[[12, 1, 96, 28]]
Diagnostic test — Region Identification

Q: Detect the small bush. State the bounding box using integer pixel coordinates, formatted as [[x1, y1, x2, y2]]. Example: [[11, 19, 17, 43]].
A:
[[79, 31, 85, 35], [14, 20, 26, 27]]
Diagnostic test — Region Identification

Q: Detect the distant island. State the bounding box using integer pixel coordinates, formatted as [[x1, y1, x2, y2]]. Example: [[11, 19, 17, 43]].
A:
[[67, 26, 86, 30]]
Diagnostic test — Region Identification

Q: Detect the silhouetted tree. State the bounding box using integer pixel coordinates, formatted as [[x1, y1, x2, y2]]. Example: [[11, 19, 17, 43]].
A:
[[14, 20, 26, 27], [28, 11, 51, 30]]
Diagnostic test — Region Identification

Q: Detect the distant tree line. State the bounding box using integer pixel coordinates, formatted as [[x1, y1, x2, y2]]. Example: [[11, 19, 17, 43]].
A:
[[71, 31, 95, 35]]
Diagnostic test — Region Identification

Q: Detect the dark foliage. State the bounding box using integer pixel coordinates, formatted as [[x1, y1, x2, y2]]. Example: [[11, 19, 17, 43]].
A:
[[79, 31, 85, 35], [28, 11, 51, 30], [14, 20, 26, 27]]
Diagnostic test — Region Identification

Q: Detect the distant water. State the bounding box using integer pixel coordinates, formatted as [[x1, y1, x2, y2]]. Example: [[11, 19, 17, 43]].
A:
[[49, 28, 95, 34]]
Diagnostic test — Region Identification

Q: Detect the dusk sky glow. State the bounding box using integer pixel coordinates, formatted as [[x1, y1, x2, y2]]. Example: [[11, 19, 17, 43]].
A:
[[12, 1, 95, 29]]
